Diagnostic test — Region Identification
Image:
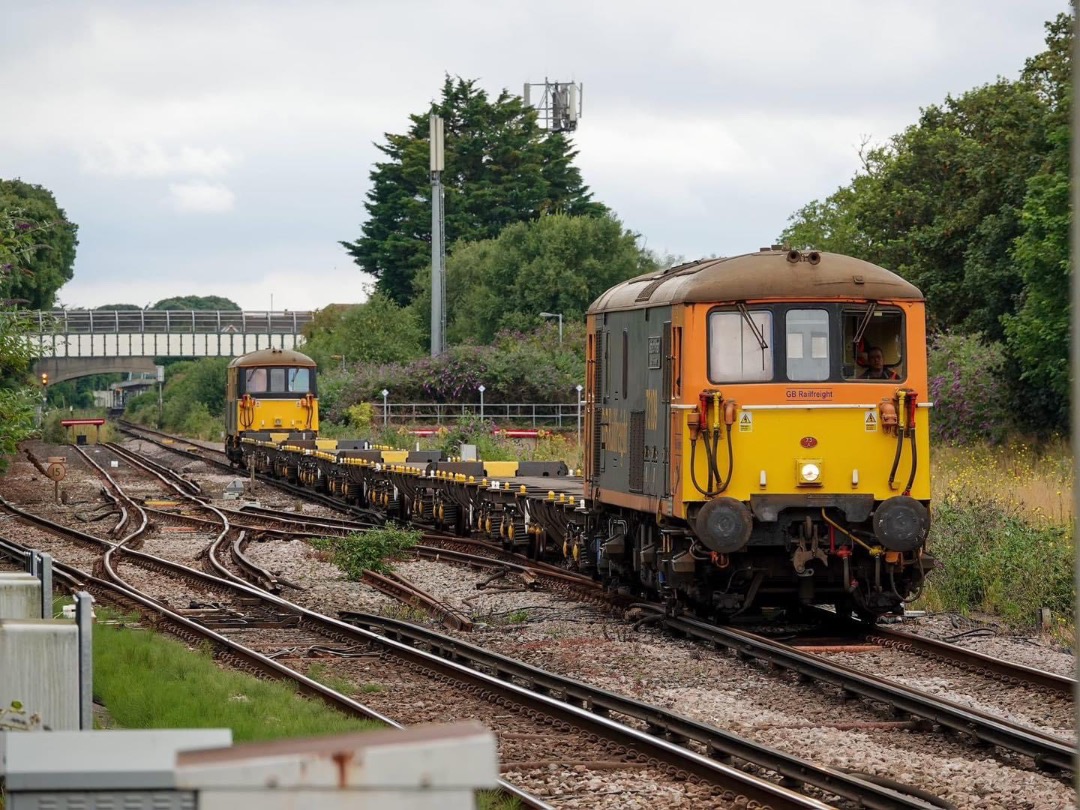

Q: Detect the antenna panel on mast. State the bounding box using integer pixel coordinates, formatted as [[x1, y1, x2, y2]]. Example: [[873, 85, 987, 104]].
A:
[[522, 78, 583, 132]]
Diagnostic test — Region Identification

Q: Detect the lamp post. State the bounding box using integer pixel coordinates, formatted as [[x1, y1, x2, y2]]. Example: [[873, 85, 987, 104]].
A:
[[478, 384, 486, 420], [575, 384, 584, 453], [539, 312, 563, 344], [381, 389, 389, 427]]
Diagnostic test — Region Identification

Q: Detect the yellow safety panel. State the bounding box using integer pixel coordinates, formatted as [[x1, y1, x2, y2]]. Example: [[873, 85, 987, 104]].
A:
[[380, 450, 408, 463], [483, 461, 520, 478], [316, 439, 338, 451], [678, 406, 931, 512]]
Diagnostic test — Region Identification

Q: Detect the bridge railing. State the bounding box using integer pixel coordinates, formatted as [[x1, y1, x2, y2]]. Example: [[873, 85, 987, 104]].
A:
[[28, 310, 315, 335], [379, 402, 583, 428]]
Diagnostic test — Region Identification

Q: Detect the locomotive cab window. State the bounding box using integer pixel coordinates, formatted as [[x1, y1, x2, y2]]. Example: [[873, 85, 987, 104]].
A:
[[842, 307, 905, 381], [785, 309, 830, 382], [242, 366, 314, 396], [288, 368, 311, 393], [708, 309, 773, 382], [243, 368, 267, 393]]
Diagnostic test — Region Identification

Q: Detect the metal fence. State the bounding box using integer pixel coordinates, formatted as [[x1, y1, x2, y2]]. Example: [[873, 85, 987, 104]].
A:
[[379, 402, 584, 428]]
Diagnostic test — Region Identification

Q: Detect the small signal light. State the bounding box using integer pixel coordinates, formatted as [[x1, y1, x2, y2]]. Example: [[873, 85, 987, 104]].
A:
[[40, 372, 48, 386]]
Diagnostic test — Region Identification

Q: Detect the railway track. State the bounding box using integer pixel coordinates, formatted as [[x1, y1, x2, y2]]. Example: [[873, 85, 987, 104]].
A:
[[7, 442, 898, 809], [644, 605, 1075, 774], [105, 430, 1076, 792]]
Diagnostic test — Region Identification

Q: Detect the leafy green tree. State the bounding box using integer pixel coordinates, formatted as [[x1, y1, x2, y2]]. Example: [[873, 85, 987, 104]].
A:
[[126, 357, 230, 438], [341, 76, 606, 305], [302, 293, 425, 368], [781, 180, 876, 258], [0, 180, 78, 309], [0, 308, 39, 468], [1001, 12, 1072, 434], [94, 303, 140, 310], [152, 295, 240, 311], [416, 213, 652, 345], [782, 78, 1048, 339]]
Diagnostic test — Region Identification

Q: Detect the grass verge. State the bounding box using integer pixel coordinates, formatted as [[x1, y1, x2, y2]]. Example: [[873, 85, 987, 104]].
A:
[[90, 613, 515, 808], [92, 616, 379, 741], [921, 495, 1074, 633]]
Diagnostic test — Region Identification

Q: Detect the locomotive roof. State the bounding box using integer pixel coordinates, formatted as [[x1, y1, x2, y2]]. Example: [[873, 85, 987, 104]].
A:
[[588, 249, 924, 313], [227, 347, 317, 368]]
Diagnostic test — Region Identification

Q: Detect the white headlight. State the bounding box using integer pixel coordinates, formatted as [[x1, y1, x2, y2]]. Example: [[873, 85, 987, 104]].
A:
[[800, 463, 821, 482]]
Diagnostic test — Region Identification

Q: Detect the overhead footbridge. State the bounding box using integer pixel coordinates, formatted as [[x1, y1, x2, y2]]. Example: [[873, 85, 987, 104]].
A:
[[18, 310, 314, 383]]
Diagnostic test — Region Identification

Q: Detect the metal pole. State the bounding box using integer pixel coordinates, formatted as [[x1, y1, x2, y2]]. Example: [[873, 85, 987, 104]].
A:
[[478, 385, 485, 420], [558, 314, 563, 345], [38, 552, 52, 619], [1070, 5, 1080, 788], [430, 114, 446, 357], [76, 591, 93, 730], [382, 389, 389, 427], [576, 385, 584, 454]]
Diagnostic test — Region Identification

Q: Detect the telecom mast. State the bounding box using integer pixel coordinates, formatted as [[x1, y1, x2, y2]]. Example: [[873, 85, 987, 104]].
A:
[[523, 79, 583, 132]]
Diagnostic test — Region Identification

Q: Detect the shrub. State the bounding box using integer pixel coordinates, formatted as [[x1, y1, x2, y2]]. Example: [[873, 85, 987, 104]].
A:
[[346, 402, 374, 431], [310, 527, 421, 578], [927, 332, 1012, 444], [922, 494, 1073, 625]]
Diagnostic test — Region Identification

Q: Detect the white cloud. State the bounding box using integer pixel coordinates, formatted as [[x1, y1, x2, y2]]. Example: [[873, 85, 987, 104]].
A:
[[166, 181, 236, 214], [0, 0, 1066, 311], [79, 142, 236, 178]]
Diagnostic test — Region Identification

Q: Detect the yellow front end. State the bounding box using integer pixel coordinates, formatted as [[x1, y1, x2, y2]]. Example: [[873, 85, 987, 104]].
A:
[[677, 400, 930, 510], [236, 395, 319, 442]]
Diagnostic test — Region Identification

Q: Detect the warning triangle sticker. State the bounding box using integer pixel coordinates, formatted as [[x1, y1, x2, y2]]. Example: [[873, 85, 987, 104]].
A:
[[740, 413, 752, 424], [865, 412, 877, 424]]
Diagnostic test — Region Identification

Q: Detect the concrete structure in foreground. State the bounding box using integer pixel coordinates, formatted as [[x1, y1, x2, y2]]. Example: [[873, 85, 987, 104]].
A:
[[0, 723, 498, 810]]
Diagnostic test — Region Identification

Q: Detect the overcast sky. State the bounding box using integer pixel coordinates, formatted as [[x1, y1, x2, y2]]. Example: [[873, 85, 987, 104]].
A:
[[0, 0, 1066, 312]]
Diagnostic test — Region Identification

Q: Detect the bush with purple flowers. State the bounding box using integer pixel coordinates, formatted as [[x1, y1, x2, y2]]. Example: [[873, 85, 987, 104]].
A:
[[927, 332, 1011, 444], [325, 322, 585, 424]]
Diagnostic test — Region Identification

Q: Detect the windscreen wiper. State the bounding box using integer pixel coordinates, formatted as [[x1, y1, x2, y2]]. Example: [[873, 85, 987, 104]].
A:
[[853, 301, 877, 349], [736, 303, 769, 351]]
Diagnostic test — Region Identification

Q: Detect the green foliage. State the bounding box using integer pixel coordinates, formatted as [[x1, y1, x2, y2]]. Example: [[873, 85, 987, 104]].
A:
[[301, 293, 424, 369], [782, 77, 1047, 340], [437, 415, 516, 461], [1000, 14, 1072, 435], [927, 333, 1012, 444], [341, 76, 606, 305], [0, 309, 40, 470], [310, 527, 421, 578], [780, 11, 1073, 435], [327, 323, 585, 424], [0, 179, 78, 309], [0, 388, 40, 461], [126, 357, 229, 439], [346, 402, 374, 431], [93, 618, 378, 740], [412, 212, 652, 345], [922, 495, 1073, 625], [151, 295, 240, 311]]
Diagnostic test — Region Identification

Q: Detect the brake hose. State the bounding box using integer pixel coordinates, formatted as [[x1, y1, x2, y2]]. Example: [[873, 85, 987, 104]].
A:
[[887, 394, 905, 490], [903, 394, 918, 495]]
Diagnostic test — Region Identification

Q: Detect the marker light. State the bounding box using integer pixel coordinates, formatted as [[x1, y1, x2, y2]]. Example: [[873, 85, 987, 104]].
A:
[[796, 459, 823, 486]]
